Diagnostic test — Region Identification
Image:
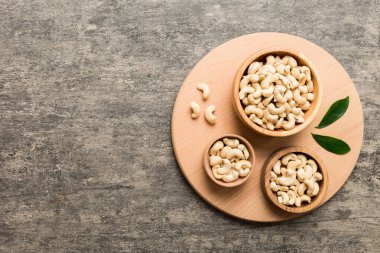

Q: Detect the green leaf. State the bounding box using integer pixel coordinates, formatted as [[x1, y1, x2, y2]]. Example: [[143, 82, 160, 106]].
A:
[[312, 134, 351, 155], [316, 96, 349, 129]]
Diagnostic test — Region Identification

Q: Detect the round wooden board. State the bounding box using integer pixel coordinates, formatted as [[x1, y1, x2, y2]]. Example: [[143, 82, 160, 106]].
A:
[[171, 33, 364, 222]]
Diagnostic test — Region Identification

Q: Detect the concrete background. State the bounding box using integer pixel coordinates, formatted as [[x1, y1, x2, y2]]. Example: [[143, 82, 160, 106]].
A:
[[0, 0, 379, 252]]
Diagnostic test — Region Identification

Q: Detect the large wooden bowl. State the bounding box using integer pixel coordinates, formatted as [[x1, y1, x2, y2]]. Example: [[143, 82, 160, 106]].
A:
[[262, 147, 328, 214], [233, 48, 323, 137], [204, 134, 256, 188]]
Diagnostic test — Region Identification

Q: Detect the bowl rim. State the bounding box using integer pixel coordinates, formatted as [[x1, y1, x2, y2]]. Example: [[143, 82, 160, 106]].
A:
[[232, 47, 323, 137], [261, 146, 329, 214], [203, 134, 255, 188]]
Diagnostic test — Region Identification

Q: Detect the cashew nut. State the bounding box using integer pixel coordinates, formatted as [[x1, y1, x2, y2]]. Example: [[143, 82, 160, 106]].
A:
[[235, 160, 251, 177], [239, 87, 255, 100], [297, 183, 307, 196], [240, 75, 251, 89], [297, 154, 307, 168], [217, 159, 232, 175], [284, 56, 297, 68], [222, 170, 239, 182], [235, 160, 251, 170], [270, 181, 279, 192], [267, 103, 285, 115], [274, 90, 287, 103], [281, 153, 297, 165], [295, 195, 311, 207], [304, 165, 313, 179], [299, 101, 310, 110], [223, 138, 239, 148], [307, 159, 318, 174], [262, 95, 274, 107], [287, 159, 302, 170], [262, 64, 276, 74], [303, 93, 314, 101], [248, 94, 262, 105], [226, 149, 245, 160], [306, 80, 314, 92], [261, 85, 274, 97], [220, 146, 231, 158], [209, 141, 224, 156], [238, 144, 250, 159], [261, 74, 278, 88], [284, 90, 293, 101], [307, 181, 319, 197], [283, 113, 296, 130], [293, 89, 307, 105], [312, 172, 323, 181], [277, 191, 290, 205], [300, 66, 311, 80], [249, 74, 260, 84], [204, 105, 217, 124], [287, 190, 297, 205], [249, 115, 263, 126], [212, 165, 223, 179], [244, 105, 263, 118], [275, 117, 284, 129], [252, 83, 262, 98], [298, 73, 307, 86], [247, 62, 261, 74], [270, 171, 278, 182], [257, 102, 265, 109], [266, 55, 276, 65], [278, 185, 289, 191], [196, 82, 210, 100], [298, 85, 308, 94], [273, 160, 282, 175], [288, 75, 299, 89], [266, 122, 275, 130], [291, 67, 300, 79], [297, 168, 306, 182], [209, 156, 222, 166], [263, 109, 279, 123], [190, 102, 200, 119], [278, 176, 297, 186]]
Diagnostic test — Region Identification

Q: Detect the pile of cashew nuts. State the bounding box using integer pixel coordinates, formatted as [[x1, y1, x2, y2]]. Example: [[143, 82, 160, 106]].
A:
[[190, 83, 217, 124], [209, 138, 252, 183], [270, 153, 323, 207], [239, 55, 314, 130]]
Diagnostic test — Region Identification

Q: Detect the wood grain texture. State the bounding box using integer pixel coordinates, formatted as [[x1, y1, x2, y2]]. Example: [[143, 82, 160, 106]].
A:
[[232, 48, 322, 137], [262, 146, 328, 214], [172, 33, 363, 222], [0, 0, 378, 252]]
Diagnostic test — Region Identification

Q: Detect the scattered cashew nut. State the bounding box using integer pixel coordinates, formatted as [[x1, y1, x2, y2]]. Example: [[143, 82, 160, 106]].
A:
[[204, 105, 217, 124], [196, 82, 210, 100], [190, 102, 200, 119]]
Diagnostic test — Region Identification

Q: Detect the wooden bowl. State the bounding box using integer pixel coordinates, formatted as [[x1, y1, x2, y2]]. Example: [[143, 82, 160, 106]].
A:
[[204, 134, 255, 187], [232, 48, 323, 137], [262, 147, 328, 213]]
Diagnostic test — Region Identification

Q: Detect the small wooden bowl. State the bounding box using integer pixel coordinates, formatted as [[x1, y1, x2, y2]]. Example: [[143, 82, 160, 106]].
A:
[[262, 147, 328, 213], [232, 48, 323, 137], [204, 134, 255, 187]]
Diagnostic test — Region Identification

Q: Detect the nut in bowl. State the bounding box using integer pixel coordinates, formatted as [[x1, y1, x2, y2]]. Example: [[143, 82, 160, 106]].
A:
[[204, 134, 255, 187], [233, 48, 322, 137], [262, 147, 328, 214]]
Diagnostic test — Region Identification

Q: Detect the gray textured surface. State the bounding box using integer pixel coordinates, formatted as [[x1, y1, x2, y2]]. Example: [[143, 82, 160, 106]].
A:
[[0, 0, 379, 252]]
